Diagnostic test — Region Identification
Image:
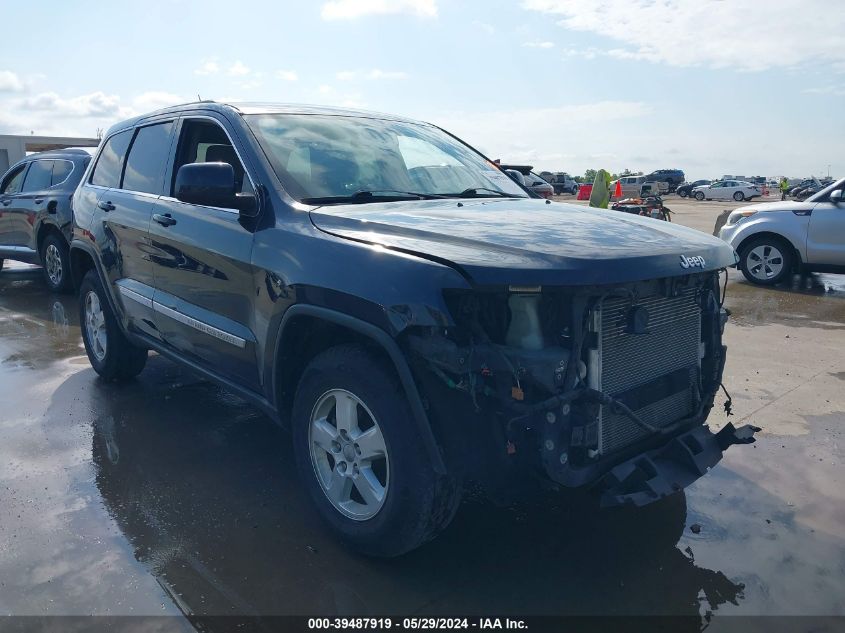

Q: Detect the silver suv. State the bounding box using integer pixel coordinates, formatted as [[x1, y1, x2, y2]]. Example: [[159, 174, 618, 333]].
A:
[[719, 178, 845, 285]]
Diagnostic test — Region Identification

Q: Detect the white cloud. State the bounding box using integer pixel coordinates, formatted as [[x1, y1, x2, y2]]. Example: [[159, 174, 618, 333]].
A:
[[0, 70, 25, 92], [227, 61, 251, 76], [522, 41, 554, 49], [21, 91, 128, 118], [522, 0, 845, 71], [276, 70, 299, 81], [194, 60, 220, 75], [321, 0, 437, 20], [802, 85, 845, 96], [337, 69, 408, 81], [428, 101, 652, 170]]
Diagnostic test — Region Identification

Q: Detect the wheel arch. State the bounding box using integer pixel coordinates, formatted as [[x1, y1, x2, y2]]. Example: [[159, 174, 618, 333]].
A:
[[273, 304, 447, 474], [35, 221, 65, 256], [735, 230, 803, 269], [69, 241, 98, 290]]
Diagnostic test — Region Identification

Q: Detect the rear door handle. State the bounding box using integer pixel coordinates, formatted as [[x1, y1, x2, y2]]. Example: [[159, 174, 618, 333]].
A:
[[153, 213, 177, 227], [98, 200, 115, 212]]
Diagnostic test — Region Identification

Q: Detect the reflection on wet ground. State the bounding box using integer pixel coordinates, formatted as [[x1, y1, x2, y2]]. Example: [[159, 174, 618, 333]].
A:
[[1, 262, 844, 629], [726, 268, 845, 329]]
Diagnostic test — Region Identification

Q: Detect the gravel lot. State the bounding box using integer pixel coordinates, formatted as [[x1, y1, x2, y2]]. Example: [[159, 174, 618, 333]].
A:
[[1, 192, 843, 626]]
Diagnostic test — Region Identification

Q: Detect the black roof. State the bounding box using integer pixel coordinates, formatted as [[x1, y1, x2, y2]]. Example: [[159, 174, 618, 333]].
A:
[[105, 100, 426, 137], [22, 148, 93, 161]]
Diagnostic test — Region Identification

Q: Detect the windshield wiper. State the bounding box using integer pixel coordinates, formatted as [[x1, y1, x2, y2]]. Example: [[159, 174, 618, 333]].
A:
[[457, 187, 523, 198], [302, 189, 451, 205], [352, 189, 451, 200]]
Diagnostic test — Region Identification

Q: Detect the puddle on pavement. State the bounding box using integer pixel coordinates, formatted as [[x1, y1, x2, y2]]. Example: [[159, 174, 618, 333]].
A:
[[0, 265, 83, 367], [726, 270, 845, 329]]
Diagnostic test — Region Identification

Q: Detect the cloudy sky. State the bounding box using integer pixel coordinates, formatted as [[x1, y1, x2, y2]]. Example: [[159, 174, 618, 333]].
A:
[[0, 0, 842, 179]]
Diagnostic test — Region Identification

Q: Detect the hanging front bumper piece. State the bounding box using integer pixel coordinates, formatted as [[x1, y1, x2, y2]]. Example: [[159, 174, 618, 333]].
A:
[[598, 422, 761, 507]]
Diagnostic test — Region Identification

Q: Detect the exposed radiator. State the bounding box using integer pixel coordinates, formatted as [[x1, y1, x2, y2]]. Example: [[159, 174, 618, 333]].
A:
[[599, 288, 702, 455]]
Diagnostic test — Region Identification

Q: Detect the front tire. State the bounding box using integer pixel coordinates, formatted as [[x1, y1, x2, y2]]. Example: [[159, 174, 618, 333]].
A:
[[678, 189, 688, 198], [694, 191, 705, 201], [292, 344, 461, 557], [79, 270, 148, 380], [40, 234, 73, 293], [733, 191, 745, 201], [739, 236, 792, 285]]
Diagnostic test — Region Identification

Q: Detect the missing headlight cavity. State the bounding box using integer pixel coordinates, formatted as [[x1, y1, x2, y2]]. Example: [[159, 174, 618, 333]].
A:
[[410, 271, 730, 492]]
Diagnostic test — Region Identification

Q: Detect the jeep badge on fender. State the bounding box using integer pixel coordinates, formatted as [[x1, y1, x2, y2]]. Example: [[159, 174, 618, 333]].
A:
[[680, 254, 706, 269]]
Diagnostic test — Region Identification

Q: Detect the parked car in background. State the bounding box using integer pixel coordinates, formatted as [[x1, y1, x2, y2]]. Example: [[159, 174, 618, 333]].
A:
[[787, 179, 817, 195], [538, 171, 554, 183], [69, 101, 755, 556], [550, 172, 578, 195], [0, 149, 92, 291], [692, 180, 760, 202], [645, 169, 685, 192], [523, 171, 554, 199], [499, 165, 551, 198], [719, 178, 845, 285], [676, 180, 712, 198], [794, 180, 826, 201], [614, 175, 668, 198]]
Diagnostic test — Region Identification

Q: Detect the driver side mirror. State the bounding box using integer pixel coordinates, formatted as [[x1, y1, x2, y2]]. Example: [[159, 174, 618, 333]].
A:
[[175, 162, 258, 217], [830, 189, 843, 204]]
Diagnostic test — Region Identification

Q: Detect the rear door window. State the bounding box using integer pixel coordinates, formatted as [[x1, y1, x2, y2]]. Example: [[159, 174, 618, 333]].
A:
[[1, 164, 27, 195], [91, 130, 133, 188], [51, 160, 74, 186], [122, 122, 175, 195], [22, 160, 54, 192]]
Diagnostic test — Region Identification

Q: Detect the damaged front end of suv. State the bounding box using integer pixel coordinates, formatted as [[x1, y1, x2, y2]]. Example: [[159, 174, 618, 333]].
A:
[[406, 269, 759, 507]]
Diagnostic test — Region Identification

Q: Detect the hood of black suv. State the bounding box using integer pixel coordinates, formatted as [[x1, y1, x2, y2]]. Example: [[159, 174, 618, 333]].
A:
[[310, 198, 737, 285]]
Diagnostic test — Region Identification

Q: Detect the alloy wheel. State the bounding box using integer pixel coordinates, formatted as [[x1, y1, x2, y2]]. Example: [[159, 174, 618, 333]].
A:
[[84, 290, 107, 361], [746, 244, 784, 281], [45, 243, 63, 286], [309, 389, 389, 521]]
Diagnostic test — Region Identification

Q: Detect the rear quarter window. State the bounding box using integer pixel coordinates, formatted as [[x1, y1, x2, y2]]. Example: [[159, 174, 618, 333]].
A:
[[91, 130, 133, 188], [51, 160, 75, 187]]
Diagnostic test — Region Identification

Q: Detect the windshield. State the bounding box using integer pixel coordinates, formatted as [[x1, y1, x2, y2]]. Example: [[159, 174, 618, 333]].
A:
[[245, 114, 527, 203]]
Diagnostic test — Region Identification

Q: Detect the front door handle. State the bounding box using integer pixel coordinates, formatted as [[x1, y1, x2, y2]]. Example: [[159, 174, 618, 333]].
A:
[[0, 199, 10, 207], [153, 213, 177, 227], [34, 198, 44, 205], [98, 200, 115, 212]]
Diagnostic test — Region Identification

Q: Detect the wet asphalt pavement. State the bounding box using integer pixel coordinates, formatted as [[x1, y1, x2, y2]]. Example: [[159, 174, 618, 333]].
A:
[[1, 199, 844, 629]]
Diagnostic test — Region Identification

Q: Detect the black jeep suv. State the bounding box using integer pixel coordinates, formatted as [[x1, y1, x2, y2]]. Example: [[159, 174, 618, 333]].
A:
[[0, 149, 92, 291], [70, 102, 757, 556]]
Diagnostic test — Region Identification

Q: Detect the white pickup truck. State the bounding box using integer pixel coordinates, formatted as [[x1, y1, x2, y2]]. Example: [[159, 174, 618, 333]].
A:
[[614, 175, 669, 197]]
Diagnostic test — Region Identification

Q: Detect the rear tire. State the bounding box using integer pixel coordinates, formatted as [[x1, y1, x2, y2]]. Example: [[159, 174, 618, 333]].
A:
[[678, 189, 688, 198], [738, 235, 792, 285], [79, 270, 148, 381], [733, 191, 745, 201], [292, 344, 461, 557], [694, 191, 705, 201], [40, 233, 73, 293]]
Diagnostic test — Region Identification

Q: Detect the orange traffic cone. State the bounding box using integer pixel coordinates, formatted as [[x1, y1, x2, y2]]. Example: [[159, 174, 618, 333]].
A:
[[614, 180, 622, 199]]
